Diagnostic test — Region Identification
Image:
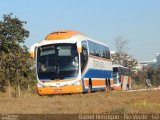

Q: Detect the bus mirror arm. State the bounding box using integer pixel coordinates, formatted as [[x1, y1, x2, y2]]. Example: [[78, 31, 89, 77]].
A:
[[77, 41, 82, 53]]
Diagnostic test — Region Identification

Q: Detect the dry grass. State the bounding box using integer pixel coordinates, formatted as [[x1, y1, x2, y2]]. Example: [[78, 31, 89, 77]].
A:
[[0, 90, 160, 114]]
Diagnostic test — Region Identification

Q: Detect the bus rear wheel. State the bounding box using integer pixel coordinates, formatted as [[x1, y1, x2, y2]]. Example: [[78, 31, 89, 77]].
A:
[[127, 84, 129, 90], [105, 79, 110, 92], [88, 79, 92, 93]]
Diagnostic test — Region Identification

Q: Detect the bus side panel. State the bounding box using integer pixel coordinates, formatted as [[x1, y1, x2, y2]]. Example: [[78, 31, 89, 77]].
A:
[[82, 68, 113, 92], [83, 78, 106, 92], [81, 40, 113, 92], [83, 68, 113, 78]]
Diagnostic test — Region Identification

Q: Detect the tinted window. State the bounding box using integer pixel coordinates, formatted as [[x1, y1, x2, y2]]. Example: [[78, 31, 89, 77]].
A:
[[113, 67, 130, 76], [88, 41, 110, 59], [113, 67, 118, 72]]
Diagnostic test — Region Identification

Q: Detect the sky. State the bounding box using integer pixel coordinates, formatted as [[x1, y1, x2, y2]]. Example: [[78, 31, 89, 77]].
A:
[[0, 0, 160, 62]]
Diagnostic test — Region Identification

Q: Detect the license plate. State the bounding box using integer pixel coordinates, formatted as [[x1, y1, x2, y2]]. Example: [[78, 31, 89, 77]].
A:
[[55, 89, 62, 92]]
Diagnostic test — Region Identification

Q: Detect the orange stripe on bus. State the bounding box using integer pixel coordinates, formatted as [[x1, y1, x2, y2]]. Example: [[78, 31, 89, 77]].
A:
[[84, 79, 89, 87], [92, 80, 105, 86], [113, 85, 121, 90], [84, 79, 105, 87], [110, 79, 114, 86]]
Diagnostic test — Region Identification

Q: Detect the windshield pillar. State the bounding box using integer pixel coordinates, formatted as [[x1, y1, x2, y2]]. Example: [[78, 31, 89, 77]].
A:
[[78, 53, 81, 78]]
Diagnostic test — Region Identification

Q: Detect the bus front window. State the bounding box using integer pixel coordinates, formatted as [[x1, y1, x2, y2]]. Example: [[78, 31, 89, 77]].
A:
[[37, 44, 79, 80]]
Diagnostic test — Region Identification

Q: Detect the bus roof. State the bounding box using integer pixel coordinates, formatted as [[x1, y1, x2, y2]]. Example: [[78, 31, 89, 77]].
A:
[[37, 30, 109, 48], [112, 64, 129, 69], [45, 30, 80, 40]]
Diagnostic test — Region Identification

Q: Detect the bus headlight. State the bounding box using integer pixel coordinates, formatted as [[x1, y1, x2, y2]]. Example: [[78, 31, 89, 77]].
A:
[[37, 83, 44, 88]]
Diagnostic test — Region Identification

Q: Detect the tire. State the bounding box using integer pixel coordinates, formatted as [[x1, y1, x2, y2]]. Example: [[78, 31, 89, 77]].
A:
[[105, 78, 110, 92], [88, 78, 92, 93], [127, 84, 129, 90], [121, 84, 123, 90]]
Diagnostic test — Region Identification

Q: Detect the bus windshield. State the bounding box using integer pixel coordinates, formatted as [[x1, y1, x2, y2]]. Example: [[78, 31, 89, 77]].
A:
[[37, 43, 79, 80]]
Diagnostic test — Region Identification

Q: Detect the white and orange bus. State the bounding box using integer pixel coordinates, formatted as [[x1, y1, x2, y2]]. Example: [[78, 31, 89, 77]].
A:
[[30, 30, 113, 95], [112, 64, 132, 90]]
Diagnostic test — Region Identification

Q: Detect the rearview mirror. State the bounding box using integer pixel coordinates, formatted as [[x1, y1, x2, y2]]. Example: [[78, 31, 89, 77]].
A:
[[29, 43, 38, 59], [77, 41, 82, 53]]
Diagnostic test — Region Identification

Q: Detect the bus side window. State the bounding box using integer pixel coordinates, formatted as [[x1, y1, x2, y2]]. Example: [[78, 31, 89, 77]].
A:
[[81, 41, 88, 72]]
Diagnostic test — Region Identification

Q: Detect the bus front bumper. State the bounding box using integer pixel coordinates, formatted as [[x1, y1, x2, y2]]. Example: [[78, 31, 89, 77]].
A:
[[37, 85, 83, 95]]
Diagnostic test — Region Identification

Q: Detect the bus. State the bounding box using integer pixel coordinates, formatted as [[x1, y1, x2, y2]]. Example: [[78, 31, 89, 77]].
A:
[[112, 64, 132, 90], [30, 30, 113, 95]]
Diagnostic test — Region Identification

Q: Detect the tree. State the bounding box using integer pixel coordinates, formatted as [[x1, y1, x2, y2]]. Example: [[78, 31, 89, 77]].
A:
[[0, 13, 35, 91], [135, 65, 160, 87], [111, 36, 138, 71], [152, 65, 160, 86], [115, 36, 128, 54]]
